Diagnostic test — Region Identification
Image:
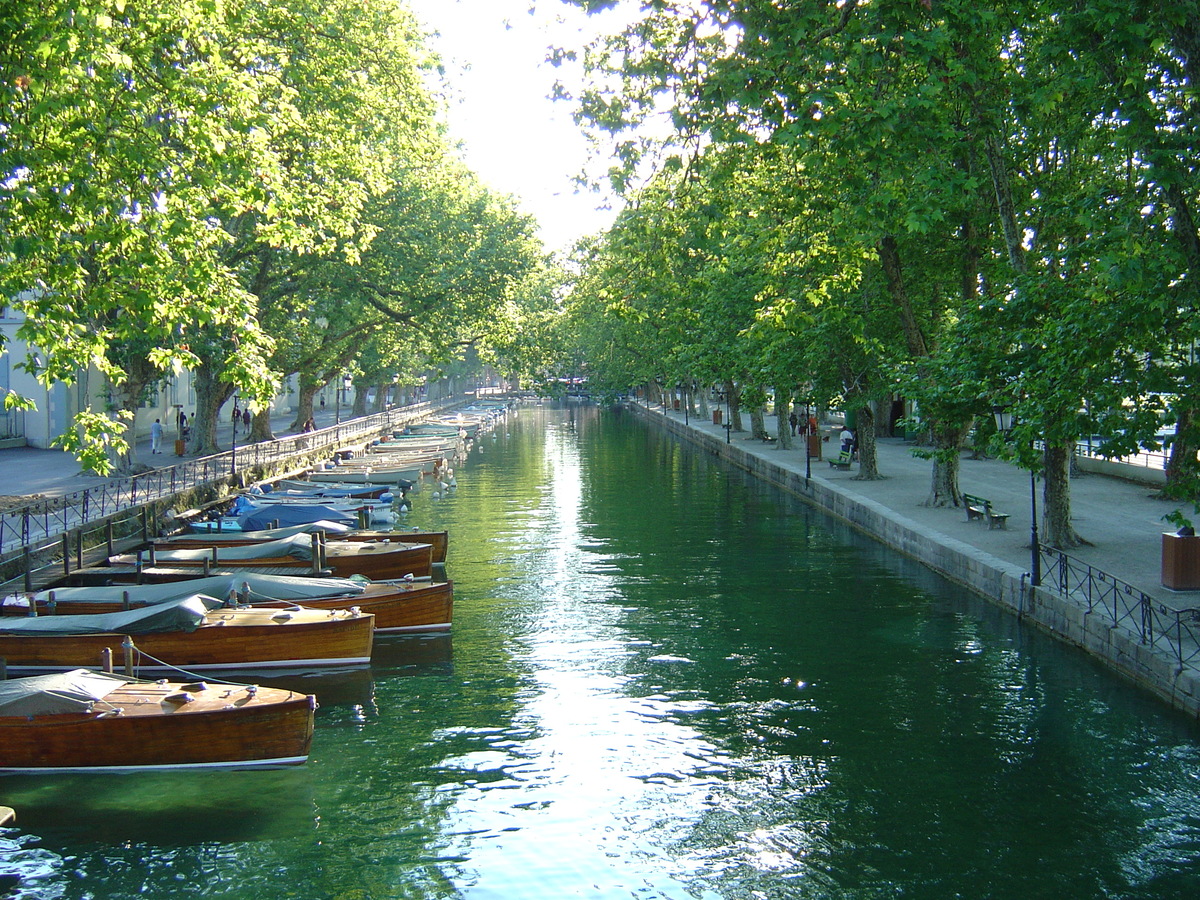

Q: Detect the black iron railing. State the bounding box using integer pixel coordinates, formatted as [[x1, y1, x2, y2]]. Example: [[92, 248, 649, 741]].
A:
[[1037, 544, 1200, 670], [0, 400, 447, 559]]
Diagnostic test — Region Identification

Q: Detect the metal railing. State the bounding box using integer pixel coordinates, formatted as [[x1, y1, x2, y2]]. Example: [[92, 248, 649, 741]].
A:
[[0, 400, 450, 559], [1037, 544, 1200, 670]]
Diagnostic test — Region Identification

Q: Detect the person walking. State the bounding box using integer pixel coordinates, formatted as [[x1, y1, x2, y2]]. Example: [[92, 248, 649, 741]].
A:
[[150, 418, 164, 454], [242, 407, 251, 430]]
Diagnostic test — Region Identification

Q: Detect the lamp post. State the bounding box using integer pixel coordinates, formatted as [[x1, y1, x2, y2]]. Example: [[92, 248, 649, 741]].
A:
[[993, 404, 1041, 586], [805, 399, 812, 485], [230, 395, 237, 477], [724, 390, 732, 444], [342, 373, 353, 422]]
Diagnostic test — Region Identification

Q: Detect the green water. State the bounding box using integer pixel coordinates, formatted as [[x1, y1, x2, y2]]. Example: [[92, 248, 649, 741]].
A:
[[2, 403, 1198, 899]]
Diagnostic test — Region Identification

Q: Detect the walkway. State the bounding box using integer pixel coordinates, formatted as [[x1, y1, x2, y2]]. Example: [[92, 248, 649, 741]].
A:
[[0, 405, 344, 506]]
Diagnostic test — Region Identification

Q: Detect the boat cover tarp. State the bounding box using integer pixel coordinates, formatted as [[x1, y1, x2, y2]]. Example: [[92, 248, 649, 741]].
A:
[[176, 521, 355, 543], [22, 573, 367, 608], [0, 669, 134, 716], [146, 534, 318, 562], [0, 596, 219, 635], [236, 504, 358, 531]]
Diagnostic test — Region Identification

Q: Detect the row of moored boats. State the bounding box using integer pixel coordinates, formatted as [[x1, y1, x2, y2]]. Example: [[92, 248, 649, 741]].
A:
[[0, 403, 510, 773]]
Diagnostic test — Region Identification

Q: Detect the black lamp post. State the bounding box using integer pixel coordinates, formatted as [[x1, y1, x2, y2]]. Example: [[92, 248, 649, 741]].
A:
[[724, 390, 732, 444], [993, 404, 1041, 586], [805, 399, 812, 485], [230, 395, 237, 476], [339, 373, 352, 423]]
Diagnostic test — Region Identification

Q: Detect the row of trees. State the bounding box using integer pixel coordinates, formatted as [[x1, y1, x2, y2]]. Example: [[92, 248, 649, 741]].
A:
[[2, 0, 559, 473], [555, 0, 1200, 547]]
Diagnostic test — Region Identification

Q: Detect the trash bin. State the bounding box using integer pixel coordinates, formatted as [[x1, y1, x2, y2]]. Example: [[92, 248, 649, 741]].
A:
[[673, 399, 680, 410], [808, 433, 822, 458], [713, 409, 723, 425], [174, 439, 186, 456], [1162, 532, 1200, 590]]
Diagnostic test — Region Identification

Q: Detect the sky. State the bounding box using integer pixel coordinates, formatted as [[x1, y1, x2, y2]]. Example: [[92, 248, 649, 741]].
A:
[[406, 0, 622, 252]]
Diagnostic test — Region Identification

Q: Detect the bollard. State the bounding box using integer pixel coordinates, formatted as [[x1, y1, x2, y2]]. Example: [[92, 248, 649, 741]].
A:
[[101, 647, 113, 674], [122, 590, 131, 612], [47, 591, 55, 616], [0, 658, 6, 681], [122, 637, 135, 676]]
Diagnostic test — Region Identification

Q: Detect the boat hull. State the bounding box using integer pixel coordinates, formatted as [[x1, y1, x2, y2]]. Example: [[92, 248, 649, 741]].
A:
[[0, 681, 316, 772], [19, 582, 453, 633], [0, 608, 375, 673], [162, 530, 449, 563]]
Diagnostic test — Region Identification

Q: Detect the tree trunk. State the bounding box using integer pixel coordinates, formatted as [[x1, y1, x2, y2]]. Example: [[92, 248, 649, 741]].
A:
[[191, 366, 234, 457], [249, 407, 273, 442], [750, 405, 768, 440], [726, 380, 743, 432], [922, 422, 968, 507], [1165, 406, 1200, 493], [853, 404, 882, 480], [1043, 441, 1086, 548], [775, 385, 792, 449]]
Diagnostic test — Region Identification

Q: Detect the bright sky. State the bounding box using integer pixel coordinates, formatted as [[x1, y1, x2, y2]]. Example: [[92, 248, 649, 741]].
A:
[[407, 0, 621, 252]]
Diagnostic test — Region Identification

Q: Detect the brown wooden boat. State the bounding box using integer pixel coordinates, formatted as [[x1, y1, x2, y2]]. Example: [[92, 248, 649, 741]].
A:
[[6, 575, 454, 634], [163, 528, 449, 564], [105, 536, 434, 580], [0, 597, 375, 673], [0, 669, 316, 772]]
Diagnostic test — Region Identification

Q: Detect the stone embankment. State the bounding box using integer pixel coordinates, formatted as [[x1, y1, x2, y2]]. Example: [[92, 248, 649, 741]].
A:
[[633, 402, 1200, 719]]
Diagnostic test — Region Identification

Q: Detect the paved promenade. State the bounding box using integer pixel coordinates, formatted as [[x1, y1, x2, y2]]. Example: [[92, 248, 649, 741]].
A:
[[642, 403, 1200, 614], [0, 405, 325, 506]]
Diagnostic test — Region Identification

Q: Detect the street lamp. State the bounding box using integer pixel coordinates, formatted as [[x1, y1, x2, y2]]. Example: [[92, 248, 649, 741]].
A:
[[230, 395, 238, 477], [342, 373, 353, 421], [805, 399, 812, 485], [993, 404, 1041, 586]]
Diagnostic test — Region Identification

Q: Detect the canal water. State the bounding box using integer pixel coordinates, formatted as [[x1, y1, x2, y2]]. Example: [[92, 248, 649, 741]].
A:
[[2, 403, 1199, 899]]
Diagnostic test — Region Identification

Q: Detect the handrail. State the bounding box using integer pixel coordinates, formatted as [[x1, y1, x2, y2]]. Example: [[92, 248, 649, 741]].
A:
[[1037, 544, 1200, 670], [0, 399, 454, 559]]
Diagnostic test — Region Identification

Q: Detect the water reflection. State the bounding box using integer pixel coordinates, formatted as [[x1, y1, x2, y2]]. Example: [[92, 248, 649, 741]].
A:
[[3, 404, 1200, 899]]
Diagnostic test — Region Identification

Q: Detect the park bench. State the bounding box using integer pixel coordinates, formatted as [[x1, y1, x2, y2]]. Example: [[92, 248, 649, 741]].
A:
[[829, 449, 853, 470], [962, 492, 1010, 530]]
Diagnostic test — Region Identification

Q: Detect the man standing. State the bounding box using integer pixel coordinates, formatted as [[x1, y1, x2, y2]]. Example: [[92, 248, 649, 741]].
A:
[[150, 418, 164, 454]]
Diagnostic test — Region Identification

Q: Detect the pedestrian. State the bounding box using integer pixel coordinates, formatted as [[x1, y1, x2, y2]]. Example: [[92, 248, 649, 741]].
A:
[[302, 417, 316, 433], [177, 408, 187, 432], [320, 396, 326, 410], [840, 426, 854, 455], [242, 407, 251, 429], [788, 412, 798, 436], [150, 418, 164, 454]]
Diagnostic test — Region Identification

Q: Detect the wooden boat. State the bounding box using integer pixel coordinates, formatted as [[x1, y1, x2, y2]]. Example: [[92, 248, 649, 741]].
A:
[[0, 669, 316, 772], [6, 573, 453, 633], [161, 526, 449, 563], [308, 465, 424, 485], [106, 534, 434, 580], [0, 596, 375, 673]]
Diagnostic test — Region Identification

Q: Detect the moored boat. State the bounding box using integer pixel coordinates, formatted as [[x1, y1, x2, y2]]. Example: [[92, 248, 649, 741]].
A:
[[161, 526, 449, 563], [105, 534, 434, 580], [6, 573, 453, 633], [0, 596, 375, 673], [0, 669, 317, 772]]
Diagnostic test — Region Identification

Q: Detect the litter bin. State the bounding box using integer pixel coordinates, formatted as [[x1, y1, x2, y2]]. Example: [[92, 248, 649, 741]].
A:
[[1162, 531, 1200, 590], [808, 433, 822, 458], [174, 439, 186, 456], [713, 409, 723, 425]]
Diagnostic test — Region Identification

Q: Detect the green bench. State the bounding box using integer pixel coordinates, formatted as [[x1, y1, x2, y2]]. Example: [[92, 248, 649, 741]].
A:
[[962, 492, 1010, 530], [829, 449, 853, 470]]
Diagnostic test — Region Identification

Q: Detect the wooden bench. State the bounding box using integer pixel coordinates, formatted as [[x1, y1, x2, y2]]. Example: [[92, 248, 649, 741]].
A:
[[829, 450, 853, 470], [962, 492, 1010, 530]]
